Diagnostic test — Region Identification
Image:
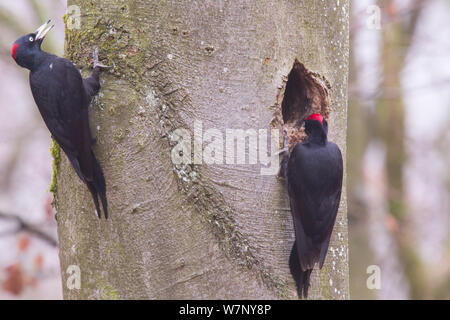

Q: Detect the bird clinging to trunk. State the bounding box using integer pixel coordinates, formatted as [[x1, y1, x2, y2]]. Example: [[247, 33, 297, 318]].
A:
[[11, 20, 109, 218], [280, 113, 343, 298]]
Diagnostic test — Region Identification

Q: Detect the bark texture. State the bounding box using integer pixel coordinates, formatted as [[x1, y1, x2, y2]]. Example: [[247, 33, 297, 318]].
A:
[[56, 0, 350, 299]]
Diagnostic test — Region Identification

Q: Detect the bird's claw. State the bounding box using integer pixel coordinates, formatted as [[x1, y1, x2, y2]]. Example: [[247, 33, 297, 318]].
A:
[[283, 129, 289, 148], [275, 146, 289, 156], [93, 47, 112, 69], [275, 129, 289, 155]]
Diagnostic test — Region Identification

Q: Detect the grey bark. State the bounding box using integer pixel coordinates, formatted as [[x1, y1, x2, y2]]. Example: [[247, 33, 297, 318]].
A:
[[56, 0, 349, 299]]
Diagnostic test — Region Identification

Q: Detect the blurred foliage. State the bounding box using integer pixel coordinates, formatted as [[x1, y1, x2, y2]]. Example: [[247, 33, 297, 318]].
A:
[[349, 0, 450, 299], [0, 0, 63, 299]]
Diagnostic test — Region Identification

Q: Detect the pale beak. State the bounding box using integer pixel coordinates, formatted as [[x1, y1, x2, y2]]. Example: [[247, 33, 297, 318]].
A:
[[35, 19, 54, 41]]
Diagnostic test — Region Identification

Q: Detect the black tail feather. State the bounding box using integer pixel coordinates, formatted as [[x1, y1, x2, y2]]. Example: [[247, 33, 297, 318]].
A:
[[99, 189, 108, 219], [91, 151, 108, 219], [86, 181, 101, 219], [67, 154, 102, 218], [289, 241, 312, 299]]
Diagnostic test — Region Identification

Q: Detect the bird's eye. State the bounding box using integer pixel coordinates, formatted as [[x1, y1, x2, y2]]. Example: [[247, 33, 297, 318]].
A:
[[29, 36, 34, 42]]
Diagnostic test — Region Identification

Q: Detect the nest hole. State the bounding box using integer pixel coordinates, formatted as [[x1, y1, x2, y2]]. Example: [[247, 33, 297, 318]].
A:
[[277, 59, 330, 150]]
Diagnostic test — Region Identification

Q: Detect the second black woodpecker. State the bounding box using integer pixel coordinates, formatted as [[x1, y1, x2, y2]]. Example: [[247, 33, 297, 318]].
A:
[[11, 20, 109, 218]]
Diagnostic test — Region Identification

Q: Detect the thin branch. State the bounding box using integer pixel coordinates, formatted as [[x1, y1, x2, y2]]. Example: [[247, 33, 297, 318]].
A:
[[0, 212, 58, 247]]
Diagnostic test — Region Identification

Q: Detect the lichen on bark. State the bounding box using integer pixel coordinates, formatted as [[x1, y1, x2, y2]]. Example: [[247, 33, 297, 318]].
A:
[[49, 139, 61, 199]]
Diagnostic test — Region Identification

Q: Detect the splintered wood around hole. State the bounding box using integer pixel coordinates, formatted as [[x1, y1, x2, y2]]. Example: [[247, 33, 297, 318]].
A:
[[272, 59, 330, 151]]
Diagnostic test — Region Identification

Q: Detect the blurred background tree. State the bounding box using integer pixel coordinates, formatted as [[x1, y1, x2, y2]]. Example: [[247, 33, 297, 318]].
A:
[[348, 0, 450, 299]]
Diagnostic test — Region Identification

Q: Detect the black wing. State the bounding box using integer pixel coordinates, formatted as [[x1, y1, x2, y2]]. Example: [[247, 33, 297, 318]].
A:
[[29, 56, 94, 181], [287, 141, 343, 270]]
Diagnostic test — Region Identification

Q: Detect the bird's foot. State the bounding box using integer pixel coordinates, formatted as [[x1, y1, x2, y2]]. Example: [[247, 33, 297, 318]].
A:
[[274, 146, 289, 156], [275, 129, 289, 155], [283, 128, 289, 148], [93, 47, 112, 69]]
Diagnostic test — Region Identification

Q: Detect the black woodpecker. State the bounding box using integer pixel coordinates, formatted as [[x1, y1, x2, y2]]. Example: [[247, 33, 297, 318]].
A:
[[11, 20, 109, 218], [280, 113, 343, 298]]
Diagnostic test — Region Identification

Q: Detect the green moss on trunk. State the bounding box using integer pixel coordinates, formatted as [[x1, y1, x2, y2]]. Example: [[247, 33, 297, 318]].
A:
[[49, 139, 61, 197]]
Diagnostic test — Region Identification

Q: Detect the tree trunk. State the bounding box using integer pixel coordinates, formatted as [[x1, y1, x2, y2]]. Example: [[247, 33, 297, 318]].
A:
[[374, 0, 425, 299], [55, 0, 349, 299]]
